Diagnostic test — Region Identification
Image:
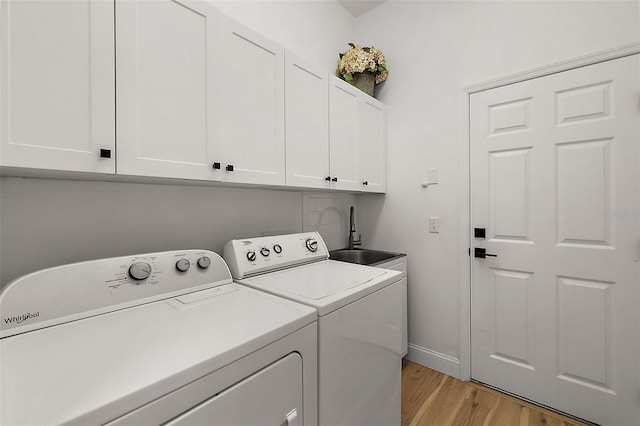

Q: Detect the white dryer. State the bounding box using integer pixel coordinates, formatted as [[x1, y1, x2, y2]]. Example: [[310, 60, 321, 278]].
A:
[[0, 250, 317, 425], [224, 232, 403, 426]]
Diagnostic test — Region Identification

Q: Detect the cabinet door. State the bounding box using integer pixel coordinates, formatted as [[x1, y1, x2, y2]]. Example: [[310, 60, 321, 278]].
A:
[[358, 97, 386, 193], [285, 51, 330, 189], [329, 78, 360, 191], [116, 0, 221, 181], [212, 18, 285, 186], [0, 0, 114, 174]]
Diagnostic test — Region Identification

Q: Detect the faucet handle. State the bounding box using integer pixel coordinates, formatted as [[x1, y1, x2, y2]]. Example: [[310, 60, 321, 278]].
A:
[[353, 234, 362, 246]]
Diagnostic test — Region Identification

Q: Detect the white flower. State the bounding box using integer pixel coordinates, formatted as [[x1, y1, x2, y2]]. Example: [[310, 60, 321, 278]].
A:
[[337, 43, 388, 84]]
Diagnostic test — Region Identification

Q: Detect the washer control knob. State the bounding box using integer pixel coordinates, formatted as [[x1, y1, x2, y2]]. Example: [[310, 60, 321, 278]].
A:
[[129, 262, 152, 281], [175, 259, 190, 272], [246, 250, 257, 262], [260, 247, 270, 257], [305, 238, 318, 252], [197, 256, 211, 269], [273, 244, 283, 254]]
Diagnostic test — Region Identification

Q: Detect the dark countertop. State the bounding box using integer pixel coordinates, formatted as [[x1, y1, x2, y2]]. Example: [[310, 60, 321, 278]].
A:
[[329, 248, 406, 267]]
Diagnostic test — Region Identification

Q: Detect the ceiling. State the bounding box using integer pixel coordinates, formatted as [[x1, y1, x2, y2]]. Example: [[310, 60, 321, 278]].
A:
[[337, 0, 388, 17]]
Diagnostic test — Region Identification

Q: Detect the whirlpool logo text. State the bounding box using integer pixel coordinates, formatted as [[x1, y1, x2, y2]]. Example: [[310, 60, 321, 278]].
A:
[[3, 312, 40, 325]]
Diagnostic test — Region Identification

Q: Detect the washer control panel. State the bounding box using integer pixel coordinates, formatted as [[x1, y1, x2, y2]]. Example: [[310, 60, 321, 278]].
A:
[[0, 250, 231, 338], [223, 232, 329, 279]]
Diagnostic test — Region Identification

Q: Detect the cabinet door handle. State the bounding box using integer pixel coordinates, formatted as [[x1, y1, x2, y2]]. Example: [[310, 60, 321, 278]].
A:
[[100, 149, 111, 159], [325, 176, 331, 181], [331, 177, 338, 182], [363, 181, 369, 186], [212, 162, 221, 170], [226, 164, 234, 172]]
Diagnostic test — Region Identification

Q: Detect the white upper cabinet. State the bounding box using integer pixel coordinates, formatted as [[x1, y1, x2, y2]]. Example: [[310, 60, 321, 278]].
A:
[[358, 96, 386, 193], [211, 17, 285, 186], [285, 51, 330, 189], [286, 58, 387, 194], [116, 0, 221, 181], [329, 78, 361, 191], [1, 0, 383, 192], [0, 0, 115, 174], [329, 77, 386, 193], [117, 1, 285, 185]]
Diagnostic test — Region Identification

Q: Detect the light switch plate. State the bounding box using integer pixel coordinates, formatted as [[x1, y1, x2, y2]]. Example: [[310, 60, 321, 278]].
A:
[[427, 169, 439, 184], [429, 217, 440, 233]]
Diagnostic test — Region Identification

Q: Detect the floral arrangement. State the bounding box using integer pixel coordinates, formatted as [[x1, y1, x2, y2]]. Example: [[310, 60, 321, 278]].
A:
[[337, 43, 388, 84]]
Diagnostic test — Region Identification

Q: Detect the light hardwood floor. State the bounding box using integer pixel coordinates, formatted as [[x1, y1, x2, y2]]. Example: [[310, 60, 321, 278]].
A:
[[402, 361, 588, 426]]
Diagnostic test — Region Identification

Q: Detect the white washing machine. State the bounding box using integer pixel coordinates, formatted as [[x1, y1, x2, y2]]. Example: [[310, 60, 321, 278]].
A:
[[0, 250, 317, 425], [224, 232, 403, 426]]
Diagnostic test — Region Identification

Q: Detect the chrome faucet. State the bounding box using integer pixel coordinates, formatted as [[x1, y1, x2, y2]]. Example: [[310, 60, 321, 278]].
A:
[[348, 206, 362, 249]]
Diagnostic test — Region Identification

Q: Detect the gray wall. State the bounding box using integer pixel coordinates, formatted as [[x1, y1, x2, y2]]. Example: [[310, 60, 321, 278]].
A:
[[0, 178, 304, 286]]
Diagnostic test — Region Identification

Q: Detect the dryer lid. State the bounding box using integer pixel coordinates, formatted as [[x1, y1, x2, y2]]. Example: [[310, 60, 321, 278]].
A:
[[0, 284, 316, 425]]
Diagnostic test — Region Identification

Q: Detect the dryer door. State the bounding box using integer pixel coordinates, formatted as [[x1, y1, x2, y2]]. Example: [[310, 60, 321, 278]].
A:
[[166, 352, 303, 426]]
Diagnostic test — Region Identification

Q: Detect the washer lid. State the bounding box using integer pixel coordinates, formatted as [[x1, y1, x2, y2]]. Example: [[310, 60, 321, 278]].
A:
[[251, 260, 387, 299], [239, 260, 402, 316]]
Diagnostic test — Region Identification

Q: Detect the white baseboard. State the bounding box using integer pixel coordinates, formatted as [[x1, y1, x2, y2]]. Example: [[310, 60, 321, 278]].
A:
[[405, 344, 462, 379]]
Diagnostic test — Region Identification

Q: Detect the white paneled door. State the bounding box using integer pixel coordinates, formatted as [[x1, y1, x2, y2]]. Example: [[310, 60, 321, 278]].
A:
[[470, 55, 639, 425]]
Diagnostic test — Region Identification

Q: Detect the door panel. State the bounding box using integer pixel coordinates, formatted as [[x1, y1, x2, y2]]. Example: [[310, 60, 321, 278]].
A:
[[1, 0, 114, 173], [490, 268, 535, 369], [488, 97, 532, 135], [556, 139, 612, 246], [212, 19, 285, 186], [489, 148, 532, 241], [358, 97, 386, 193], [136, 0, 208, 164], [471, 55, 639, 425], [285, 51, 330, 189], [557, 276, 612, 391], [116, 0, 219, 180], [329, 78, 360, 191], [555, 81, 611, 125]]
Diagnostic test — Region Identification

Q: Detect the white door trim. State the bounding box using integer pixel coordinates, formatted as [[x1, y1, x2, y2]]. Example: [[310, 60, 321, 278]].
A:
[[463, 41, 640, 95], [458, 41, 640, 381]]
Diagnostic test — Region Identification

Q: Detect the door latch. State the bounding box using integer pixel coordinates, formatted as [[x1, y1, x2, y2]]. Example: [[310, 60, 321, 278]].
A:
[[474, 228, 486, 238]]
